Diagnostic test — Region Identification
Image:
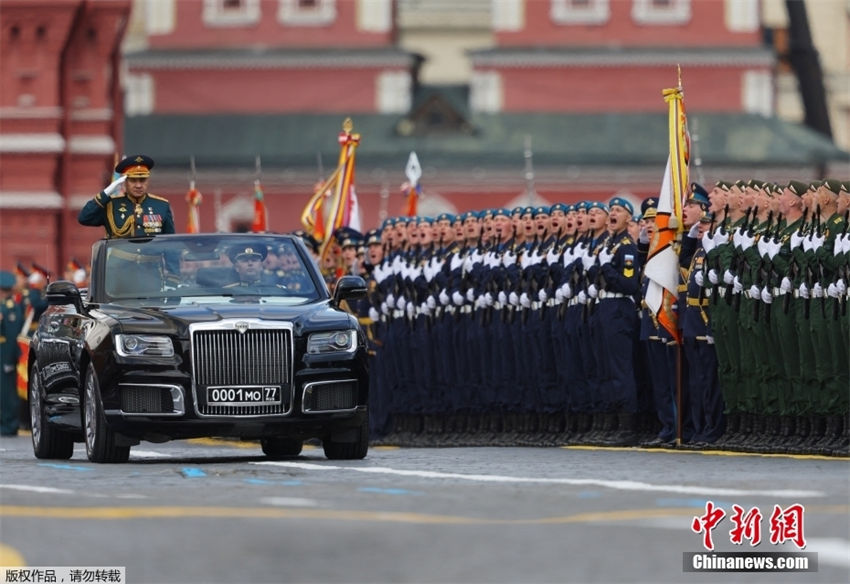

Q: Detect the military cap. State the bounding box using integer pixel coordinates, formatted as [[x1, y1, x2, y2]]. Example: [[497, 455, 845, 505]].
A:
[[481, 209, 494, 219], [688, 183, 710, 207], [229, 244, 267, 262], [334, 226, 363, 249], [841, 181, 850, 194], [115, 154, 154, 178], [821, 178, 842, 195], [550, 202, 567, 214], [460, 210, 480, 222], [608, 196, 634, 216], [29, 262, 50, 285], [734, 179, 748, 190], [381, 217, 396, 229], [435, 212, 456, 223], [700, 211, 714, 224], [643, 207, 657, 220], [533, 205, 550, 217], [809, 180, 823, 191], [511, 206, 524, 216], [715, 181, 732, 191], [747, 179, 766, 190], [301, 234, 320, 253], [493, 208, 511, 218], [641, 197, 658, 216], [14, 261, 30, 278], [366, 229, 382, 245], [0, 270, 15, 290], [787, 180, 809, 196], [586, 201, 609, 213], [521, 206, 534, 218]]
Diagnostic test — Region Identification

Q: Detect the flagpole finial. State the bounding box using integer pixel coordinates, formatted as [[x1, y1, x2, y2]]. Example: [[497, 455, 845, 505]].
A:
[[342, 117, 353, 134], [677, 64, 682, 88]]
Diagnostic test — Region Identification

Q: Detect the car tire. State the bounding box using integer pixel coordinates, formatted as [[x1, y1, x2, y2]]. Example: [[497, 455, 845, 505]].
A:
[[83, 363, 130, 463], [261, 437, 303, 459], [322, 420, 369, 460], [29, 362, 74, 460]]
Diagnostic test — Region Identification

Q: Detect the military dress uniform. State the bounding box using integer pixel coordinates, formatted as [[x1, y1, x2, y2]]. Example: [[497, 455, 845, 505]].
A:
[[1, 272, 24, 436], [78, 155, 176, 238]]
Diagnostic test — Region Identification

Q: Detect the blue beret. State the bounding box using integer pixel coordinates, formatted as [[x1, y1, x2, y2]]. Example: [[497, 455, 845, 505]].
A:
[[366, 229, 382, 245], [436, 212, 455, 223], [586, 201, 609, 213], [608, 197, 634, 216], [512, 206, 524, 216], [550, 203, 567, 214], [0, 270, 15, 289], [493, 208, 511, 218], [417, 216, 435, 225], [533, 205, 550, 217]]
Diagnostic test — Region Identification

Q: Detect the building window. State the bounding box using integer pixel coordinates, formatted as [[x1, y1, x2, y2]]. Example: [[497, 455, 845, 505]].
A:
[[377, 71, 411, 114], [551, 0, 610, 25], [632, 0, 691, 25], [470, 70, 503, 114], [202, 0, 260, 27], [278, 0, 336, 26]]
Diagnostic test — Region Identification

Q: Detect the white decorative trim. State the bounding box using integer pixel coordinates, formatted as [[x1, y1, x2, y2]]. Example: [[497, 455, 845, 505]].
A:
[[70, 108, 113, 121], [203, 0, 261, 27], [551, 0, 610, 25], [742, 70, 773, 117], [278, 0, 336, 26], [357, 0, 391, 32], [376, 70, 411, 114], [0, 133, 65, 153], [0, 192, 64, 209], [146, 0, 176, 35], [68, 135, 116, 155], [470, 70, 503, 113], [125, 73, 154, 116], [125, 51, 413, 69], [632, 0, 691, 25], [470, 48, 774, 67], [492, 0, 523, 31], [724, 0, 758, 33], [0, 106, 62, 120]]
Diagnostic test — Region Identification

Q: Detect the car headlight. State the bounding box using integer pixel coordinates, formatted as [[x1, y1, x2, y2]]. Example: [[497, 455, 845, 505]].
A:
[[306, 330, 356, 355], [115, 334, 175, 357]]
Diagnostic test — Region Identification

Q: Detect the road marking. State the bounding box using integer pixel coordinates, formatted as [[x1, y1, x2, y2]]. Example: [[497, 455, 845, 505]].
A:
[[259, 497, 319, 507], [36, 463, 92, 472], [0, 484, 74, 495], [253, 462, 826, 499], [358, 487, 424, 496], [131, 450, 173, 458], [180, 467, 206, 478]]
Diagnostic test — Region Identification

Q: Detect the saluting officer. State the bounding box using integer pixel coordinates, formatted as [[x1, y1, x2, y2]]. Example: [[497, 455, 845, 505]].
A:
[[79, 155, 175, 238]]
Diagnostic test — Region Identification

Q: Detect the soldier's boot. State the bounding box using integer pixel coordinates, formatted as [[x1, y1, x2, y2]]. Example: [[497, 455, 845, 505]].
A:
[[606, 413, 639, 447], [716, 413, 737, 448], [816, 415, 841, 456], [763, 415, 783, 453], [779, 415, 796, 451], [834, 413, 850, 456], [805, 415, 826, 454], [785, 416, 809, 454], [599, 413, 621, 446], [725, 413, 746, 450]]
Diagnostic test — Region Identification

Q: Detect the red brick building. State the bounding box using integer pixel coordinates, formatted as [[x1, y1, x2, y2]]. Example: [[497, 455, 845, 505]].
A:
[[1, 0, 846, 274]]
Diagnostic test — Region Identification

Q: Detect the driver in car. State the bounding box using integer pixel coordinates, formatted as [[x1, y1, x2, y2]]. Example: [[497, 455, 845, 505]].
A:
[[225, 245, 286, 290]]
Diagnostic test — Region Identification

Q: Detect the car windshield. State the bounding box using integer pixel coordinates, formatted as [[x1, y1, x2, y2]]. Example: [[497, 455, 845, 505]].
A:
[[101, 235, 321, 304]]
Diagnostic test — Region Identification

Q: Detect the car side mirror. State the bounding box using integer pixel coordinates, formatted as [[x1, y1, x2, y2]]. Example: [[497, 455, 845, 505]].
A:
[[46, 280, 85, 313], [332, 275, 367, 305]]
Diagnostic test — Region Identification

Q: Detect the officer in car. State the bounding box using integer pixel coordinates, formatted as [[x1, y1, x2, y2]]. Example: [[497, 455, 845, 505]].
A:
[[79, 155, 176, 238]]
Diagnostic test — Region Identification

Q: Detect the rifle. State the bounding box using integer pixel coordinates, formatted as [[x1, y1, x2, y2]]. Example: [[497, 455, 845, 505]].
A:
[[698, 212, 716, 304], [752, 210, 774, 322], [783, 207, 809, 315], [803, 207, 820, 320], [726, 206, 754, 306], [837, 210, 850, 319], [710, 204, 731, 305]]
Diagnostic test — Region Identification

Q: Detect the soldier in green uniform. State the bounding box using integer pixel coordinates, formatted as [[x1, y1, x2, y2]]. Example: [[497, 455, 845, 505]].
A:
[[78, 154, 175, 238], [1, 271, 24, 436]]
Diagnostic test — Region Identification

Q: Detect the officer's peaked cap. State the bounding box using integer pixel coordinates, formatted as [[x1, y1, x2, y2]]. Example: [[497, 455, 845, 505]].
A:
[[115, 154, 154, 178]]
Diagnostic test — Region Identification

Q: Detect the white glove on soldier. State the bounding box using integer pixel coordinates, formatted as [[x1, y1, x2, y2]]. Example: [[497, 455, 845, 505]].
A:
[[102, 174, 126, 198]]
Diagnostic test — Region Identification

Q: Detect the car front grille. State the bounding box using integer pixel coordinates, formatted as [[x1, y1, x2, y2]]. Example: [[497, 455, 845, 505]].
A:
[[191, 324, 292, 416], [121, 386, 173, 413], [303, 380, 358, 413]]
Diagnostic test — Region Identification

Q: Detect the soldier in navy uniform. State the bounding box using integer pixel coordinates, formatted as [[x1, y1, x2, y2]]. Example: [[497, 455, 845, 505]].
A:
[[1, 271, 24, 436], [79, 155, 175, 238]]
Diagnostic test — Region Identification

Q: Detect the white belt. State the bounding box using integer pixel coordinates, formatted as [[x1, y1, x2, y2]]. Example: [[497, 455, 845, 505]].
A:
[[545, 298, 556, 307], [460, 305, 472, 314], [531, 301, 540, 310], [444, 306, 456, 314], [567, 298, 582, 307], [392, 310, 403, 319], [598, 291, 627, 300]]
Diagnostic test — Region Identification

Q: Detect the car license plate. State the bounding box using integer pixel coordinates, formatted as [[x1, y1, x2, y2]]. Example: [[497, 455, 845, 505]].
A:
[[206, 386, 280, 405]]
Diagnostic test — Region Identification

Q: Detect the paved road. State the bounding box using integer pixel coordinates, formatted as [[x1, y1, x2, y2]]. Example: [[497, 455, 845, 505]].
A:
[[1, 434, 848, 584]]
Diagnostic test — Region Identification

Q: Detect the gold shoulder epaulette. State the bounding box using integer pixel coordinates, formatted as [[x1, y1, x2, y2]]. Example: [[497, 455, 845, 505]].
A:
[[147, 193, 169, 202]]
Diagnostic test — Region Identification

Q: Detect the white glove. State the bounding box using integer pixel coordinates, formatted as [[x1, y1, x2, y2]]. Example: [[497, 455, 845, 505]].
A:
[[790, 230, 804, 250], [406, 303, 415, 319], [396, 295, 405, 309], [738, 231, 754, 250], [380, 301, 390, 315], [466, 288, 475, 302], [708, 269, 719, 285], [498, 291, 507, 305], [509, 292, 519, 306], [802, 234, 813, 253], [639, 227, 649, 245], [842, 234, 850, 254], [812, 283, 823, 298], [836, 279, 847, 296], [757, 236, 769, 259], [688, 223, 700, 238], [587, 284, 599, 298], [748, 285, 760, 299], [827, 283, 839, 299], [102, 174, 126, 198], [581, 252, 595, 271], [368, 307, 380, 321], [420, 302, 432, 316], [502, 251, 516, 266], [761, 288, 773, 304], [426, 295, 437, 310], [694, 270, 704, 287], [577, 290, 588, 304], [538, 289, 548, 303], [439, 289, 450, 305], [723, 269, 735, 285], [732, 276, 743, 295], [561, 282, 572, 299], [780, 277, 792, 293], [452, 291, 464, 306], [484, 292, 494, 306], [546, 249, 559, 265], [598, 248, 613, 265], [386, 293, 396, 308], [810, 232, 825, 251], [701, 232, 716, 254], [767, 239, 782, 260], [555, 287, 565, 302], [798, 283, 809, 299], [520, 293, 531, 308], [563, 248, 575, 267]]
